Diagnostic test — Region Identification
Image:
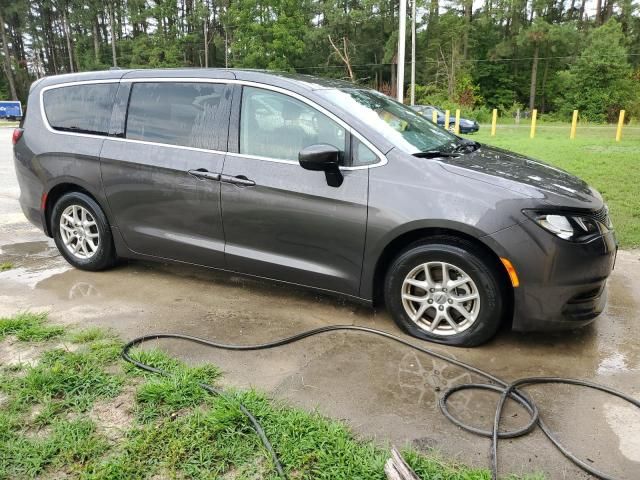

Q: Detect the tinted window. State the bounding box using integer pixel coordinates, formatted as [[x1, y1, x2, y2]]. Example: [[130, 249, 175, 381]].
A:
[[126, 82, 227, 150], [240, 87, 346, 161], [43, 83, 118, 136]]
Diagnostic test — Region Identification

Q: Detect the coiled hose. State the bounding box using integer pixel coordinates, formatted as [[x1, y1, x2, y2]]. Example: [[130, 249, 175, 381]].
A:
[[122, 325, 640, 480]]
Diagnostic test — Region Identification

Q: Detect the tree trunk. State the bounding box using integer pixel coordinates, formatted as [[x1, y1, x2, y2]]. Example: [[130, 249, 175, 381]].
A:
[[62, 9, 74, 72], [0, 12, 18, 100], [203, 19, 208, 67], [540, 59, 549, 113], [328, 35, 354, 81], [93, 17, 101, 62], [529, 42, 539, 110], [578, 0, 587, 22], [463, 0, 472, 59], [604, 0, 615, 22], [595, 0, 602, 24], [108, 2, 117, 67]]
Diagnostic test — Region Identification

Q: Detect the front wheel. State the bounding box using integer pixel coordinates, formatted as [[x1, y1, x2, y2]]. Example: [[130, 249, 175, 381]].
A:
[[51, 192, 116, 271], [384, 238, 505, 347]]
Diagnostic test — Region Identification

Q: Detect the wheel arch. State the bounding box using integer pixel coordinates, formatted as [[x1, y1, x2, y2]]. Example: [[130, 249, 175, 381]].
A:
[[43, 180, 110, 237], [369, 226, 514, 326]]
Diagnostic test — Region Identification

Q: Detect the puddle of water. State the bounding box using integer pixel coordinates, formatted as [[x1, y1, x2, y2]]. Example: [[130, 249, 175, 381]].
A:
[[0, 265, 71, 289], [0, 240, 58, 258]]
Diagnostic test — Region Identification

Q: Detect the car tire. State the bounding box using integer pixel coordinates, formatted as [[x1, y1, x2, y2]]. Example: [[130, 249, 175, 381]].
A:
[[384, 237, 505, 347], [51, 192, 116, 271]]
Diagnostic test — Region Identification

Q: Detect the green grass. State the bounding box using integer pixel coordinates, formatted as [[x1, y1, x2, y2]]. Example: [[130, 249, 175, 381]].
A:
[[0, 313, 540, 479], [0, 312, 64, 342], [462, 123, 640, 248], [0, 262, 12, 272]]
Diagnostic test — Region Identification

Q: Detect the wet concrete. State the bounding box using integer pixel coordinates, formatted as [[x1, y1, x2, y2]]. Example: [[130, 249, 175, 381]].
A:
[[1, 129, 639, 478]]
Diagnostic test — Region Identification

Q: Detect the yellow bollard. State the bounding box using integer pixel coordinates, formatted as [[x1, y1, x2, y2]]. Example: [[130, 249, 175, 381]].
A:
[[616, 110, 625, 142], [432, 109, 438, 125], [491, 109, 497, 136], [570, 110, 578, 139], [444, 109, 450, 130], [530, 109, 537, 139], [454, 109, 461, 134]]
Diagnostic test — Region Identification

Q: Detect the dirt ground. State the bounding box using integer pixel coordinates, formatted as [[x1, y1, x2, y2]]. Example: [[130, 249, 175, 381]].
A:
[[1, 128, 639, 479]]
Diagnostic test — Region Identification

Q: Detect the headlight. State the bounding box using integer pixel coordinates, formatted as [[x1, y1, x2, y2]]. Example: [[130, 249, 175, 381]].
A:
[[524, 210, 610, 242]]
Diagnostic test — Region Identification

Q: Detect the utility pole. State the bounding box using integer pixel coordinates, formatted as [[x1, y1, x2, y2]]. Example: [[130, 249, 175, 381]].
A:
[[397, 0, 407, 103], [410, 0, 416, 106]]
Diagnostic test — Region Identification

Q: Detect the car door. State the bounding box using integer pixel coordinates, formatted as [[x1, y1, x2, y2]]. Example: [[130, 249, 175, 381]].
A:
[[100, 79, 232, 267], [220, 84, 378, 297]]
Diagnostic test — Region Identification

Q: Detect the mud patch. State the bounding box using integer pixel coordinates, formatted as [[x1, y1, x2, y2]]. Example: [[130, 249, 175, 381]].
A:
[[0, 338, 80, 367], [0, 337, 44, 367], [88, 386, 136, 442], [221, 457, 267, 479]]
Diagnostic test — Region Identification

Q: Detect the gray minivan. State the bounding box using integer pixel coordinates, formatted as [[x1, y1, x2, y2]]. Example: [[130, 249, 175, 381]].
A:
[[13, 69, 617, 346]]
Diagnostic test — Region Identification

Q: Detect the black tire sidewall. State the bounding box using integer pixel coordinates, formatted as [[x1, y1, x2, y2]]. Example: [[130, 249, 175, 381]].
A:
[[51, 192, 115, 271], [384, 242, 503, 347]]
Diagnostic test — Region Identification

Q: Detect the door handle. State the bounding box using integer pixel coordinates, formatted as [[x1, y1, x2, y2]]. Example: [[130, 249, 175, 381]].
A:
[[221, 174, 256, 187], [187, 169, 220, 181]]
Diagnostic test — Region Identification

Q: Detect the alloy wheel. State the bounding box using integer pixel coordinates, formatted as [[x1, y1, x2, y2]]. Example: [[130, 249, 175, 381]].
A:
[[401, 261, 480, 336], [59, 205, 100, 260]]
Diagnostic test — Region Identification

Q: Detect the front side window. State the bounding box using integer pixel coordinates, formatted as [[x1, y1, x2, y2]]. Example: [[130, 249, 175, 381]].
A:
[[318, 89, 459, 154], [126, 82, 227, 150], [43, 83, 118, 136], [240, 87, 346, 162]]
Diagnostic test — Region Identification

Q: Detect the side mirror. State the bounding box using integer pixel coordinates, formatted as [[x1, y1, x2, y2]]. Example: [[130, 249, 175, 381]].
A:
[[298, 144, 343, 187]]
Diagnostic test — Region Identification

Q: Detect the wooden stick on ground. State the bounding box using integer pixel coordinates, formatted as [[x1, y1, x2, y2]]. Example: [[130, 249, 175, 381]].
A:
[[384, 447, 422, 480]]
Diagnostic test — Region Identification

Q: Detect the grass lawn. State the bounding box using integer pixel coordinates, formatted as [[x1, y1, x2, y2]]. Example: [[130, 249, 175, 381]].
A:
[[462, 123, 640, 248], [0, 312, 545, 480]]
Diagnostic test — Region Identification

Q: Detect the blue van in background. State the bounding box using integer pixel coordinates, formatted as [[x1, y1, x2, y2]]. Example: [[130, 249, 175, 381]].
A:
[[0, 101, 23, 120]]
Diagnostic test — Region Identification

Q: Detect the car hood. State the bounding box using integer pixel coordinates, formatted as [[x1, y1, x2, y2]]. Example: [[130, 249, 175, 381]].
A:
[[438, 145, 603, 210]]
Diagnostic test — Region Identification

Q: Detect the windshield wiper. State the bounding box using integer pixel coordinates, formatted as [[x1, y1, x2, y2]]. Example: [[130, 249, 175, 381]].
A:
[[413, 150, 460, 159], [453, 139, 481, 153]]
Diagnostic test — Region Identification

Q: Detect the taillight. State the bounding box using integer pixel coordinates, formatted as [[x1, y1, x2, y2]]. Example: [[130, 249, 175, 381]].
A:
[[12, 128, 24, 146]]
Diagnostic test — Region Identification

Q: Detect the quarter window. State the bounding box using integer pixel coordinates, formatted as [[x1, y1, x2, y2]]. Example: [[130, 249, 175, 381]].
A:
[[43, 83, 118, 136], [240, 87, 346, 162], [126, 82, 227, 150], [351, 137, 379, 167]]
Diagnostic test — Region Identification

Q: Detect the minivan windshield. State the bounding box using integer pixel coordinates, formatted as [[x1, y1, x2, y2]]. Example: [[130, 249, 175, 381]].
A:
[[318, 88, 460, 155]]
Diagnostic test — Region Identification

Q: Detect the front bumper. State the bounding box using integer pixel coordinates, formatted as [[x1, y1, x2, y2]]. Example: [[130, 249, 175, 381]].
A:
[[483, 219, 617, 331]]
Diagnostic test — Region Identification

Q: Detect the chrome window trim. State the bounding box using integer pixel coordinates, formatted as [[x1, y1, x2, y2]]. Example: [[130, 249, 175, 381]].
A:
[[38, 77, 388, 170], [106, 136, 226, 155]]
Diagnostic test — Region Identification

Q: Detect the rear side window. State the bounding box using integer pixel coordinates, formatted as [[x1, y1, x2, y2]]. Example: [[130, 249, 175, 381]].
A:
[[126, 82, 227, 150], [43, 83, 118, 136]]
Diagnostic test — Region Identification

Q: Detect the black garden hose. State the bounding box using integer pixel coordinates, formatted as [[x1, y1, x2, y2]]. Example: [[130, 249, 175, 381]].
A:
[[122, 325, 640, 480]]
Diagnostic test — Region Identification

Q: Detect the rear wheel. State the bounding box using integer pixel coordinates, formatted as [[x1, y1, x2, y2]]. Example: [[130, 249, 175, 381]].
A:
[[51, 192, 116, 271], [384, 238, 505, 347]]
